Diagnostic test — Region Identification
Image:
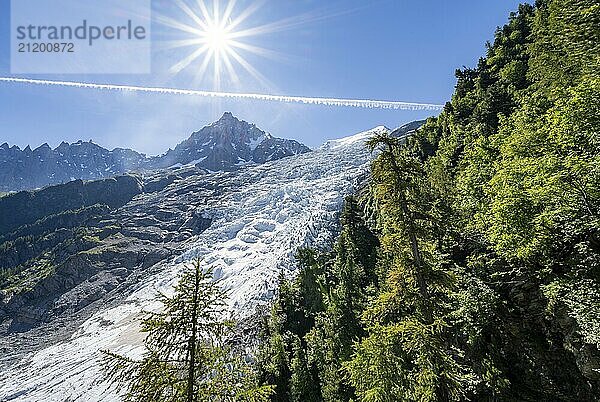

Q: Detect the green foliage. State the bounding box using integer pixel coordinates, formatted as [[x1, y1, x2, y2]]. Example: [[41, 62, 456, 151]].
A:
[[346, 132, 473, 401], [345, 320, 471, 402], [257, 197, 379, 402], [258, 0, 600, 400], [289, 337, 319, 402], [103, 258, 273, 402]]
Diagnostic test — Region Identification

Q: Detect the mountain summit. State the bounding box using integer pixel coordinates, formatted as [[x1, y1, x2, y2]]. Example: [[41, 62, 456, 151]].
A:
[[151, 112, 310, 171], [0, 113, 311, 192]]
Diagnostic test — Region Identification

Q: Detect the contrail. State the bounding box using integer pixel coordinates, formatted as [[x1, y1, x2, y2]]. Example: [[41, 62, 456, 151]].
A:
[[0, 77, 444, 111]]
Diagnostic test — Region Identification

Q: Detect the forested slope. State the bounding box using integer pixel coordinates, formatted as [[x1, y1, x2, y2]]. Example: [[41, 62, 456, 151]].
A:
[[257, 1, 600, 400]]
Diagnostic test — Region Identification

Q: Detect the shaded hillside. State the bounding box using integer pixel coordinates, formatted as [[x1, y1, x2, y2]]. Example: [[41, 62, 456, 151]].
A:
[[0, 175, 142, 234]]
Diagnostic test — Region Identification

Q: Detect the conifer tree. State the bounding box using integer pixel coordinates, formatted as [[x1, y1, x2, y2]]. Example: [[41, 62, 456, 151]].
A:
[[102, 258, 273, 402], [343, 133, 471, 401], [289, 336, 320, 402], [307, 196, 379, 401], [257, 198, 379, 402]]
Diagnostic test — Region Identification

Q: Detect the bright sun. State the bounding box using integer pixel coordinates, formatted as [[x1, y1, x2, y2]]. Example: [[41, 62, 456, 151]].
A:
[[204, 23, 231, 53], [159, 0, 278, 89]]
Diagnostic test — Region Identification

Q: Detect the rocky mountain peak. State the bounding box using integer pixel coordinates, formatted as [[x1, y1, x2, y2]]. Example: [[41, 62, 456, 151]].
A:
[[199, 112, 266, 142], [0, 114, 311, 191], [34, 143, 51, 152], [154, 113, 309, 171], [217, 111, 235, 122]]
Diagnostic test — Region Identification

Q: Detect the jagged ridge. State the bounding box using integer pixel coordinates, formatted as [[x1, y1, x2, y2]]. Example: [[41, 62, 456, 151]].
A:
[[0, 113, 311, 192]]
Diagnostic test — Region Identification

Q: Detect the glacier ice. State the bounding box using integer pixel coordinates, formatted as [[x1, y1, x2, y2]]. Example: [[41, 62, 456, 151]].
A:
[[0, 126, 388, 402]]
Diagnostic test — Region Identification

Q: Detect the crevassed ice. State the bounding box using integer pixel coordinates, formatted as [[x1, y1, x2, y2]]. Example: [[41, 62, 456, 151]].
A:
[[0, 127, 386, 402]]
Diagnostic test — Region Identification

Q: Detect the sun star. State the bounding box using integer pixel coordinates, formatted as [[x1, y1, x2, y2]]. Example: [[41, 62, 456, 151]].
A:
[[205, 22, 230, 53], [158, 0, 278, 90]]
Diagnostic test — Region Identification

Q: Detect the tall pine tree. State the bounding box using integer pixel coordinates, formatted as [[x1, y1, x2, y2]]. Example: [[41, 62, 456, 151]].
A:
[[102, 258, 273, 402]]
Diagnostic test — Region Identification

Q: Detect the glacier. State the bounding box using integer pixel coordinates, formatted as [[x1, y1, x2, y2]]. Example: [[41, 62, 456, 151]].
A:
[[0, 126, 388, 402]]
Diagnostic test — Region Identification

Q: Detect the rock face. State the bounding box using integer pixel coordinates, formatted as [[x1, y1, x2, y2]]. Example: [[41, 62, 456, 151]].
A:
[[0, 113, 311, 192], [0, 123, 395, 401], [150, 112, 311, 170], [0, 175, 143, 234], [0, 141, 146, 192], [391, 119, 426, 138]]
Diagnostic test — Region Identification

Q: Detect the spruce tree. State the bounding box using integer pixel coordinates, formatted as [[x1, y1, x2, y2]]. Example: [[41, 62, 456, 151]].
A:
[[102, 258, 273, 402], [343, 133, 471, 402]]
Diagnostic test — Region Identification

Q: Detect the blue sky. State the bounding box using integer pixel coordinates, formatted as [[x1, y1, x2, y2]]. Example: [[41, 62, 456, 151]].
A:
[[0, 0, 525, 155]]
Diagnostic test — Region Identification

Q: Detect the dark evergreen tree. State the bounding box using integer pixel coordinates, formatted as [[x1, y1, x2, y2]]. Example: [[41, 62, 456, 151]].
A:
[[257, 197, 379, 402], [102, 258, 273, 402]]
